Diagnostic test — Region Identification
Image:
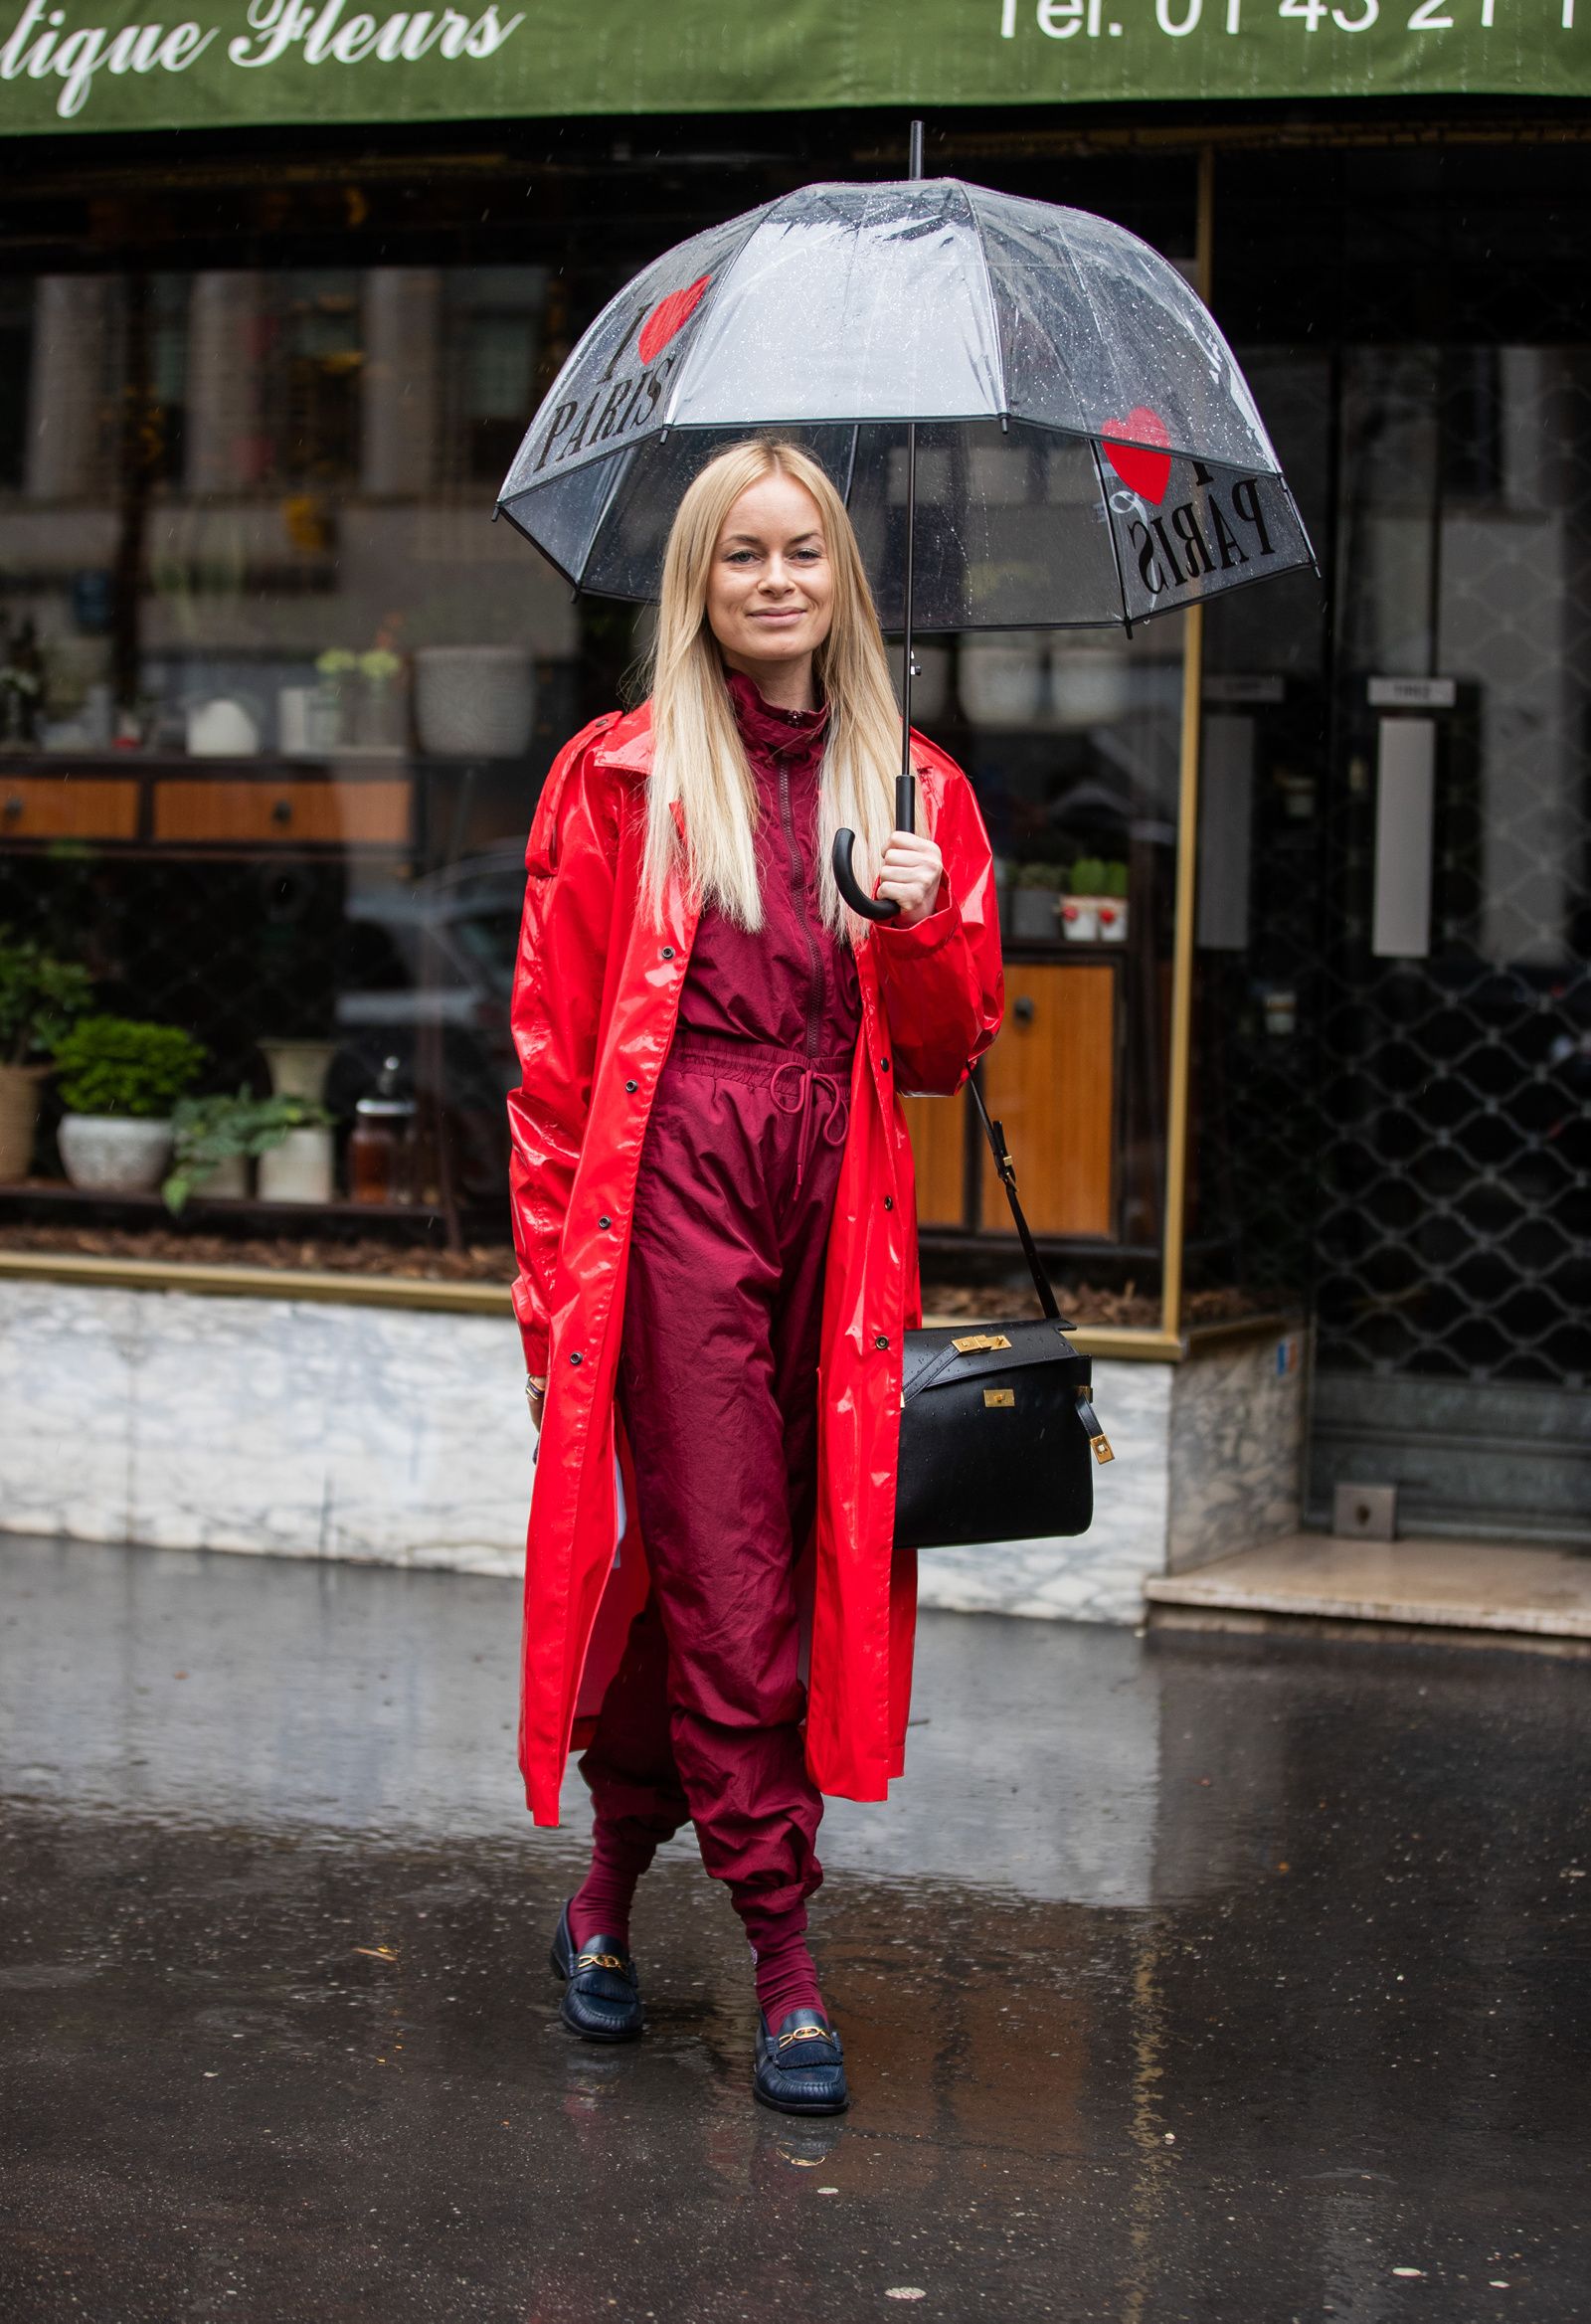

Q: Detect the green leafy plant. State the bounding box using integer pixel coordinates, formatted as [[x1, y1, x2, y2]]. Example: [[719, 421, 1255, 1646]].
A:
[[0, 929, 92, 1067], [161, 1088, 333, 1215], [1013, 860, 1068, 890], [1101, 860, 1130, 899], [1068, 856, 1109, 896], [51, 1016, 206, 1120]]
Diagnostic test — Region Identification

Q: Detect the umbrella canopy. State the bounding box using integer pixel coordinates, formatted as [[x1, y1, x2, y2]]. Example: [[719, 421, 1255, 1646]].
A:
[[496, 176, 1313, 633]]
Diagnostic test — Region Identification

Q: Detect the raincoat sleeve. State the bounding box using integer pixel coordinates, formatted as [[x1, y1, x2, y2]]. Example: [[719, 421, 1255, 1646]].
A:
[[506, 723, 622, 1378], [871, 759, 1004, 1096]]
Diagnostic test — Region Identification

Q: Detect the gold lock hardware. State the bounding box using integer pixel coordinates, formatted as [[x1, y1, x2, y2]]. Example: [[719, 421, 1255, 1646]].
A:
[[954, 1332, 1012, 1353], [983, 1387, 1015, 1408], [1090, 1433, 1115, 1465]]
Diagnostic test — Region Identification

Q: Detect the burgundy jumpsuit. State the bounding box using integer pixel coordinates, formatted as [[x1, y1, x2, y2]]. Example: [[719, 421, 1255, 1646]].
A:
[[574, 670, 859, 1984]]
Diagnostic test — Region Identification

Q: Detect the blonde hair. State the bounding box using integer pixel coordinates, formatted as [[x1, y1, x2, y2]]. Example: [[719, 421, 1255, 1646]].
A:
[[642, 438, 901, 938]]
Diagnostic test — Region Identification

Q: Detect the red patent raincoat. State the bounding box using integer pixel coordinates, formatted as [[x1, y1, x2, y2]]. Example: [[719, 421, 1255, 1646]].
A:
[[508, 702, 1003, 1826]]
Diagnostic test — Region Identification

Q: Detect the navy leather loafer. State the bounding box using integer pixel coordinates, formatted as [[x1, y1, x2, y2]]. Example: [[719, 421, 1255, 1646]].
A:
[[548, 1901, 644, 2043], [753, 2008, 849, 2115]]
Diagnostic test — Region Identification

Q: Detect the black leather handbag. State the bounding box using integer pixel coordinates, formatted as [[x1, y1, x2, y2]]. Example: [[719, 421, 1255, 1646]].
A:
[[893, 1081, 1114, 1551]]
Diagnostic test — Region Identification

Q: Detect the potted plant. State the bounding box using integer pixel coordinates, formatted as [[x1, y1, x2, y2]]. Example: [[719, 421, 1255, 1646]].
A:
[[1095, 859, 1131, 945], [160, 1089, 334, 1215], [0, 929, 92, 1180], [312, 647, 358, 742], [1061, 857, 1105, 943], [1062, 857, 1131, 944], [51, 1015, 206, 1194], [1008, 860, 1067, 943]]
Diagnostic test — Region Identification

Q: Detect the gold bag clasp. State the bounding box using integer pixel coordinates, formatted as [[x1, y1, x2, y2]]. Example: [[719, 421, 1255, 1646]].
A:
[[983, 1387, 1015, 1408], [954, 1332, 1012, 1353]]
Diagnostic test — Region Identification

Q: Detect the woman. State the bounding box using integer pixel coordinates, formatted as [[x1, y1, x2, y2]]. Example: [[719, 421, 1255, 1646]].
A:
[[506, 437, 1002, 2115]]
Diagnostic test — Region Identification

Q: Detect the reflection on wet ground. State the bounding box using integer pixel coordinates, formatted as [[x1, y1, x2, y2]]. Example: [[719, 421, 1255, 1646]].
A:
[[0, 1535, 1585, 2322]]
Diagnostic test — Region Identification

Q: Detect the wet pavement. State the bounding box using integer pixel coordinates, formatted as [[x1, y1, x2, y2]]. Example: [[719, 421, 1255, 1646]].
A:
[[1, 1536, 1586, 2323]]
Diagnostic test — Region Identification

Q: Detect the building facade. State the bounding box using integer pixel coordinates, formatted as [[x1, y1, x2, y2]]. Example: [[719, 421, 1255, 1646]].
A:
[[0, 17, 1585, 1562]]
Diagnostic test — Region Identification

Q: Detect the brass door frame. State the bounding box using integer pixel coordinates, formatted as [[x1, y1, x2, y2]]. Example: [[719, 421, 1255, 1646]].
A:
[[1155, 142, 1216, 1354]]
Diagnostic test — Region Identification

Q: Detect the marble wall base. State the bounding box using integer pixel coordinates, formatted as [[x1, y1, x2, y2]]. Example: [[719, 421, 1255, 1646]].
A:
[[0, 1282, 1305, 1624]]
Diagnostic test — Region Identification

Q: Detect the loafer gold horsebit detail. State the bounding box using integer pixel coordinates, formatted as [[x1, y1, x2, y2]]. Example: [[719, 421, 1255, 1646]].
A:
[[575, 1951, 625, 1972], [776, 2023, 833, 2052]]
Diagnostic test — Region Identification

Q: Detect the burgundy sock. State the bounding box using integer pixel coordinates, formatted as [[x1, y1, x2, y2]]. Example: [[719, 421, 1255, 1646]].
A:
[[569, 1826, 656, 1951], [747, 1913, 825, 2030]]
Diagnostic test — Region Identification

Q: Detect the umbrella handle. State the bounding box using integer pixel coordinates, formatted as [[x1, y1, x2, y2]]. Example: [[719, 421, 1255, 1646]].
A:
[[832, 771, 917, 923], [833, 827, 899, 923]]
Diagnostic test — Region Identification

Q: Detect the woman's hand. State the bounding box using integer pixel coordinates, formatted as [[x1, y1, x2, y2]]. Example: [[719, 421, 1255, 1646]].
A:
[[525, 1374, 546, 1431], [876, 830, 945, 928]]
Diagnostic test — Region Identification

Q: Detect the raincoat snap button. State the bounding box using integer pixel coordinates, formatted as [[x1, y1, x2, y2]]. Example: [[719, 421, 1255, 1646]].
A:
[[661, 946, 675, 960], [624, 1078, 638, 1094], [883, 1196, 894, 1210], [599, 1215, 612, 1230], [569, 1351, 583, 1365], [874, 1334, 889, 1350], [879, 1056, 890, 1072]]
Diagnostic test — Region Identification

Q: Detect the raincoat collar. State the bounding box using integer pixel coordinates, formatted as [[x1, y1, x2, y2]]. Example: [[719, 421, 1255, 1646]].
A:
[[592, 700, 656, 775]]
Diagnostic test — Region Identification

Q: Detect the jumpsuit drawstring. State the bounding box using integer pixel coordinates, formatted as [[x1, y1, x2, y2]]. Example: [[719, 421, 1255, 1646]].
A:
[[771, 1060, 849, 1193]]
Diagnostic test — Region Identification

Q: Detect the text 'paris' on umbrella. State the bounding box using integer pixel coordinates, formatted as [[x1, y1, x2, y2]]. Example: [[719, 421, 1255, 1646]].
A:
[[496, 127, 1314, 920]]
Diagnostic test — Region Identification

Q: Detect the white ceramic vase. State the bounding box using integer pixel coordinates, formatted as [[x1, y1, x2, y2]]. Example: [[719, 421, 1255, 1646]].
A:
[[58, 1113, 173, 1194], [259, 1039, 336, 1108], [960, 635, 1047, 727], [257, 1125, 335, 1204]]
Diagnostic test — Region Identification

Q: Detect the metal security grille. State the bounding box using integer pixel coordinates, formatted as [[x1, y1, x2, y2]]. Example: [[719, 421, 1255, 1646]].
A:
[[1317, 344, 1591, 1393]]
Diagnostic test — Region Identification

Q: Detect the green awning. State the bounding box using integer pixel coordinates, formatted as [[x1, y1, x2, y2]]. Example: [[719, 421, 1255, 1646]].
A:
[[0, 0, 1585, 134]]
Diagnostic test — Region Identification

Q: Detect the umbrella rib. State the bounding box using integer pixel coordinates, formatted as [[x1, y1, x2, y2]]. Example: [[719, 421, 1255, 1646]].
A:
[[1089, 436, 1135, 640], [957, 181, 1010, 421]]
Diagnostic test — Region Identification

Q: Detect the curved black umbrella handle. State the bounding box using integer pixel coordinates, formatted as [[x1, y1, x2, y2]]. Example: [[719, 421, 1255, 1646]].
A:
[[833, 771, 916, 923], [833, 827, 899, 923]]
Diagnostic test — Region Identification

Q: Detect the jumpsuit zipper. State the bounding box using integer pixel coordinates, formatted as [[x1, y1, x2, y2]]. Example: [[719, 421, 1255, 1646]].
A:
[[776, 757, 826, 1064]]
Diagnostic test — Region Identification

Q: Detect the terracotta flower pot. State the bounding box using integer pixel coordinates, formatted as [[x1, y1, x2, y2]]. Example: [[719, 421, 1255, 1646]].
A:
[[0, 1061, 48, 1181]]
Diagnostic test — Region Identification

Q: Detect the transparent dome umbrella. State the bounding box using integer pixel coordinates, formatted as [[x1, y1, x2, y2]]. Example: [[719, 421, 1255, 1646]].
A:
[[496, 141, 1314, 918]]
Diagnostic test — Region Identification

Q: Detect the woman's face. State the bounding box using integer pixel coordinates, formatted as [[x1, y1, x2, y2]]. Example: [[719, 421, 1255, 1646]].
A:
[[705, 472, 836, 683]]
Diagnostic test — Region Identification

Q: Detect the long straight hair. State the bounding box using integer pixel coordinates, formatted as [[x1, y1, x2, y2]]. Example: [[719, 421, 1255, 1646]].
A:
[[641, 438, 900, 938]]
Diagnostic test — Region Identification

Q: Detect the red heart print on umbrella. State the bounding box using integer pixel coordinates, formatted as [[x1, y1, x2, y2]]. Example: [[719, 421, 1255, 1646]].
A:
[[638, 274, 713, 366], [1102, 407, 1172, 505]]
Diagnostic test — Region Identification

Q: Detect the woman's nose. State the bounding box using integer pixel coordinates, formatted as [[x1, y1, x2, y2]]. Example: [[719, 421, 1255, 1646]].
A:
[[760, 559, 796, 594]]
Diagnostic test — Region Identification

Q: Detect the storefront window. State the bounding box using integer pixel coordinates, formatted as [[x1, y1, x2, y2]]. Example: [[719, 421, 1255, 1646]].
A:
[[905, 623, 1185, 1326], [0, 257, 580, 1249], [0, 144, 1208, 1339]]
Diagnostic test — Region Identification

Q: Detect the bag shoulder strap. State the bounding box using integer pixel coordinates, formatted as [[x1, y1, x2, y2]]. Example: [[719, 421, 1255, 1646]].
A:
[[968, 1075, 1070, 1328]]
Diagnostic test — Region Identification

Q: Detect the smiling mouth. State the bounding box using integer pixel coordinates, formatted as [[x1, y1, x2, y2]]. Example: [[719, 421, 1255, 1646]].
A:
[[752, 608, 804, 621]]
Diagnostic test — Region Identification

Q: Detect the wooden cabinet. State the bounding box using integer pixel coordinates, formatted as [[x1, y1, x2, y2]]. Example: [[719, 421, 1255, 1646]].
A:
[[153, 778, 412, 848], [902, 960, 1118, 1241], [901, 1085, 966, 1226], [0, 776, 139, 842], [0, 760, 415, 855]]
